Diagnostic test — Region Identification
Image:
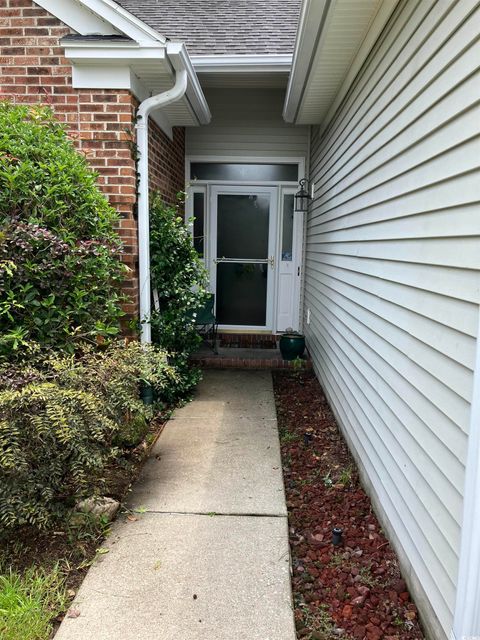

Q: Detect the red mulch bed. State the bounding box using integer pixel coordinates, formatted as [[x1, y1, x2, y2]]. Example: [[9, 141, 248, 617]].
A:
[[273, 371, 425, 640]]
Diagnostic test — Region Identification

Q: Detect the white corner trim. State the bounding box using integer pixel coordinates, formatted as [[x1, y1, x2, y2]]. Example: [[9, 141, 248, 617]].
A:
[[34, 0, 121, 35], [190, 54, 292, 74], [452, 306, 480, 635], [283, 0, 330, 123]]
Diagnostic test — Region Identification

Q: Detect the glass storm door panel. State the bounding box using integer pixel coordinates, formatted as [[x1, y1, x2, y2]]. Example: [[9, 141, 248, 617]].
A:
[[211, 187, 277, 328], [277, 192, 296, 332]]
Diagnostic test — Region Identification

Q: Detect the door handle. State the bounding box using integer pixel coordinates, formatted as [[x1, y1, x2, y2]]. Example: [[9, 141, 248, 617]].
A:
[[269, 255, 275, 269]]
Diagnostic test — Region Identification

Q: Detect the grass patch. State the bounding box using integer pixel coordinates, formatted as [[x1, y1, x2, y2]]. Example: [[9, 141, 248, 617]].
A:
[[0, 565, 67, 640], [279, 428, 299, 444], [297, 602, 339, 639]]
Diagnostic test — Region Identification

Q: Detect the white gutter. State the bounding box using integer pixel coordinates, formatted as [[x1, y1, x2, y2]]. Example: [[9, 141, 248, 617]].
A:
[[136, 44, 188, 343], [191, 54, 292, 74]]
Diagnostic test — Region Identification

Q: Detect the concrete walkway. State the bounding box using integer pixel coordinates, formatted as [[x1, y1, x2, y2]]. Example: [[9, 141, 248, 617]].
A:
[[56, 370, 296, 640]]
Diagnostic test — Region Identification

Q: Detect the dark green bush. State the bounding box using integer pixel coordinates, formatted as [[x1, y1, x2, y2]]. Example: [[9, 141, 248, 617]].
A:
[[149, 194, 207, 400], [0, 102, 127, 356], [0, 341, 175, 529]]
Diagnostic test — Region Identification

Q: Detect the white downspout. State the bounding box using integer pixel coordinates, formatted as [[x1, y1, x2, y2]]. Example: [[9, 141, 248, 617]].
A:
[[136, 61, 188, 343]]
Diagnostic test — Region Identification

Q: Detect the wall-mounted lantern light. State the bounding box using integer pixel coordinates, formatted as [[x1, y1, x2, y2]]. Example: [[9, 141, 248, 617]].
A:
[[294, 178, 312, 212]]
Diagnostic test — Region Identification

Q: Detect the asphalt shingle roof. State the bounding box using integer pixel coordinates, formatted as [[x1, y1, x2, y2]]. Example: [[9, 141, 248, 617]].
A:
[[113, 0, 301, 55]]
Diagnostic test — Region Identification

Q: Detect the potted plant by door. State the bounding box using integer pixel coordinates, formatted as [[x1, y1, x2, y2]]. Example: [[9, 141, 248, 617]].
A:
[[279, 328, 306, 361]]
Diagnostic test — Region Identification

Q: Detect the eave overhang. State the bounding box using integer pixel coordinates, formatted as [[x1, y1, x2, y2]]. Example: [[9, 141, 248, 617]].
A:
[[36, 0, 210, 137], [283, 0, 398, 127], [61, 37, 211, 134]]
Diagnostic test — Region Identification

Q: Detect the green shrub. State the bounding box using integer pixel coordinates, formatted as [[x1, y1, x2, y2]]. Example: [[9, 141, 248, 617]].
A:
[[149, 194, 207, 399], [0, 102, 127, 356], [0, 341, 175, 529], [46, 341, 177, 443], [0, 382, 117, 529]]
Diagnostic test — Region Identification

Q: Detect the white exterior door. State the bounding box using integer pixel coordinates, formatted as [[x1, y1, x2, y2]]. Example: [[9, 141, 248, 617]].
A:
[[210, 185, 277, 331]]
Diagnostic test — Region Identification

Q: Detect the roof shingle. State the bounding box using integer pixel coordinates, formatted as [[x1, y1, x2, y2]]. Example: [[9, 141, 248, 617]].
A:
[[113, 0, 301, 55]]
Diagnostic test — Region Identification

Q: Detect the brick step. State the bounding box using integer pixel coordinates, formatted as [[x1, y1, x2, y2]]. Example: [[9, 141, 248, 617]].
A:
[[190, 345, 312, 370]]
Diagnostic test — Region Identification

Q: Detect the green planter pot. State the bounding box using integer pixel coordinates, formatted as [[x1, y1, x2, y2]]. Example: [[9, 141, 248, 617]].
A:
[[279, 333, 306, 361], [140, 382, 154, 406]]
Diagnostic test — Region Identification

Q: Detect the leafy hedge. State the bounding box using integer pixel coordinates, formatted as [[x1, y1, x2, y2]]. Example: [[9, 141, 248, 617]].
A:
[[0, 341, 175, 529], [0, 102, 126, 355]]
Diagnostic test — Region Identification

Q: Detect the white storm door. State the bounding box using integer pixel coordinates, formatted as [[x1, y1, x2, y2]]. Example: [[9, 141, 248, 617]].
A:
[[210, 186, 277, 330]]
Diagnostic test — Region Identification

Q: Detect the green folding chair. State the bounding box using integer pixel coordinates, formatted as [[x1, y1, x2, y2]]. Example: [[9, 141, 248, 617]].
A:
[[190, 293, 218, 354]]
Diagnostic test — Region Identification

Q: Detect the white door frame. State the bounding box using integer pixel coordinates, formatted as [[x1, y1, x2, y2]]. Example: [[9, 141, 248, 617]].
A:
[[209, 184, 278, 332]]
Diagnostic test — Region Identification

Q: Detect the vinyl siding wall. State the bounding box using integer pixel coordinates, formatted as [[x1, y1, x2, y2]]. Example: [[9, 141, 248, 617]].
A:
[[186, 87, 309, 160], [303, 0, 480, 636]]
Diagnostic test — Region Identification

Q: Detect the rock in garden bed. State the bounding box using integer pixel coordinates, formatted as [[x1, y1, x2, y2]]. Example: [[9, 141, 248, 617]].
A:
[[273, 371, 425, 640]]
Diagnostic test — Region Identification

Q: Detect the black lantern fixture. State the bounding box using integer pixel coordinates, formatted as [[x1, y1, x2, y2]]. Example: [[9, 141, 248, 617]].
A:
[[294, 178, 312, 212]]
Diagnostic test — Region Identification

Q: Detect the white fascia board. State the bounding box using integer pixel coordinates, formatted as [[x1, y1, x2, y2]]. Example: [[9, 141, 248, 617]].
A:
[[167, 42, 211, 125], [283, 0, 330, 123], [78, 0, 166, 44], [64, 43, 167, 63], [191, 54, 292, 74]]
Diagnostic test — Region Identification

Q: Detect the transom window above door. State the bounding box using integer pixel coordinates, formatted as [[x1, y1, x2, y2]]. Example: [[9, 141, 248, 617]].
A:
[[190, 162, 299, 182]]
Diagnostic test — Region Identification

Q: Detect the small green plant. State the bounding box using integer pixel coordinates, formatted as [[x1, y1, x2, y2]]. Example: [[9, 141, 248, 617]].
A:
[[297, 602, 337, 639], [337, 465, 353, 486], [328, 552, 345, 568], [0, 565, 68, 640], [322, 471, 333, 487], [393, 615, 406, 627], [357, 564, 379, 587], [66, 510, 112, 546], [279, 428, 298, 444]]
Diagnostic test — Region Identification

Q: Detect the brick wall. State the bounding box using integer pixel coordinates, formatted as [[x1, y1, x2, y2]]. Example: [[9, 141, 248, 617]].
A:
[[0, 0, 187, 321], [148, 121, 185, 205]]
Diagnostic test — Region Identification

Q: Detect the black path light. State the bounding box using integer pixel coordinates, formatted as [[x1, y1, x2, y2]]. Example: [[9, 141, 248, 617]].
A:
[[294, 178, 312, 213]]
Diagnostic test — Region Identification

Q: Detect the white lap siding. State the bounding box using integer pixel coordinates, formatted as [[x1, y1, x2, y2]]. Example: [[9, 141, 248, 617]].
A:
[[304, 0, 480, 636], [186, 88, 309, 159]]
